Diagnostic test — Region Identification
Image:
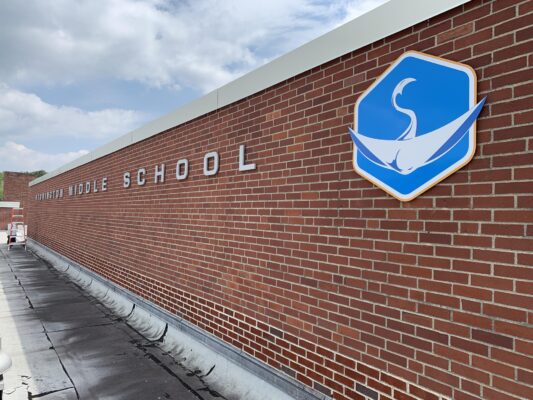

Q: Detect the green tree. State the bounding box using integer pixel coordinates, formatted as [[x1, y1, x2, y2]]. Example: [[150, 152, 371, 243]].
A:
[[29, 170, 47, 178]]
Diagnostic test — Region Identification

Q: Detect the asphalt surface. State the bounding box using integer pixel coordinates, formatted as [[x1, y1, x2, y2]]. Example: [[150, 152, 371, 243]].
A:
[[0, 245, 224, 400]]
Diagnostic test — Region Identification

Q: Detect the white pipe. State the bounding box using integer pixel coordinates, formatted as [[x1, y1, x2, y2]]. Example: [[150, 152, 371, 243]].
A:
[[0, 337, 13, 381]]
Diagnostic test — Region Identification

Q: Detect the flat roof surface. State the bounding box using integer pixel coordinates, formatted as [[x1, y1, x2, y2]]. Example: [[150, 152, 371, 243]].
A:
[[0, 246, 222, 399], [31, 0, 469, 186]]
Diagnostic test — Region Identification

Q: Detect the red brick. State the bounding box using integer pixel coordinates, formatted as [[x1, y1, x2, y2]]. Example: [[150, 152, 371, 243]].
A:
[[519, 1, 533, 14], [453, 3, 491, 27], [516, 339, 533, 356], [474, 33, 514, 56], [495, 236, 533, 251], [493, 376, 533, 399], [472, 355, 515, 379], [437, 23, 473, 43], [495, 12, 533, 36], [475, 6, 516, 30], [453, 285, 493, 301], [435, 320, 470, 338], [451, 337, 488, 356], [471, 329, 514, 349], [493, 348, 532, 370], [473, 249, 515, 264], [494, 210, 533, 223], [518, 252, 533, 267], [482, 139, 526, 155], [451, 362, 490, 385], [480, 223, 524, 236], [514, 80, 533, 97], [516, 280, 533, 295], [494, 40, 533, 62], [517, 369, 533, 385], [453, 311, 492, 330], [514, 109, 533, 125], [491, 96, 531, 115], [453, 234, 493, 248], [494, 291, 531, 309], [408, 383, 441, 400], [495, 320, 533, 341], [454, 389, 480, 400], [496, 181, 533, 195], [483, 387, 522, 400], [494, 265, 531, 280]]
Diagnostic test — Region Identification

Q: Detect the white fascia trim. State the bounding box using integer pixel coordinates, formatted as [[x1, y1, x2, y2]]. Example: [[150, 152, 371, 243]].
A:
[[0, 202, 21, 208], [30, 0, 470, 187]]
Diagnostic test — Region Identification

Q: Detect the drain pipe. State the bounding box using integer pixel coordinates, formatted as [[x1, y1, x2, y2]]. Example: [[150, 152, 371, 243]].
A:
[[0, 337, 12, 400]]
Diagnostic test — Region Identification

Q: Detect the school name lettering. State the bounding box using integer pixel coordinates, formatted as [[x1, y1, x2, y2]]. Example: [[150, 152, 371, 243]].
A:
[[35, 188, 64, 201], [35, 145, 256, 201]]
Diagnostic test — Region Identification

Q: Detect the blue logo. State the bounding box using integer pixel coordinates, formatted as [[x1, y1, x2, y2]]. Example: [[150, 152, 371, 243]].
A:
[[349, 51, 486, 201]]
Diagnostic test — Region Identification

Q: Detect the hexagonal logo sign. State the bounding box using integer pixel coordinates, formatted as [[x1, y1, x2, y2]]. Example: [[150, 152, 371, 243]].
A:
[[349, 51, 486, 201]]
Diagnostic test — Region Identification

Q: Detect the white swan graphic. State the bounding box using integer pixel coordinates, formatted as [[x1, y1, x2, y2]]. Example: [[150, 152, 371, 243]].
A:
[[350, 78, 486, 175]]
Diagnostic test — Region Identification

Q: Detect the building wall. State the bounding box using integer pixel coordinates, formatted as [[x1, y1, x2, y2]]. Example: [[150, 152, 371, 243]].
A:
[[4, 172, 34, 207], [1, 172, 32, 231], [0, 208, 11, 231], [27, 1, 532, 400]]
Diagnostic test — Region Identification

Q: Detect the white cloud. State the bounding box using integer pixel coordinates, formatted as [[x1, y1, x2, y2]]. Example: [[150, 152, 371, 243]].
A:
[[0, 0, 388, 93], [0, 141, 89, 172], [338, 0, 389, 25], [0, 0, 388, 172], [0, 83, 146, 142]]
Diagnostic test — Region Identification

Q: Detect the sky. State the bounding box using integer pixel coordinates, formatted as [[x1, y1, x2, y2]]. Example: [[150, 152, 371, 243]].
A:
[[0, 0, 387, 172]]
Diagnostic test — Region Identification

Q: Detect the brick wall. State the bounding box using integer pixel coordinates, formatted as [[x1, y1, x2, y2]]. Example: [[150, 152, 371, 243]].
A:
[[1, 171, 32, 232], [27, 1, 532, 399], [4, 172, 34, 207], [0, 208, 11, 231]]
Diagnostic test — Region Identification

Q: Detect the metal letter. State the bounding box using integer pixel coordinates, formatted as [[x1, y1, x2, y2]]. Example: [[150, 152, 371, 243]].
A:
[[239, 144, 256, 172], [176, 159, 189, 180], [203, 151, 219, 176], [93, 180, 99, 193], [102, 177, 108, 192], [155, 164, 165, 183], [137, 168, 146, 186], [124, 172, 131, 188], [86, 181, 91, 194]]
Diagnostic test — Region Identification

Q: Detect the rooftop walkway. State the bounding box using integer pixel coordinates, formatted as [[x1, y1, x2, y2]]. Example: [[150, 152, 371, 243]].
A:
[[0, 245, 224, 400]]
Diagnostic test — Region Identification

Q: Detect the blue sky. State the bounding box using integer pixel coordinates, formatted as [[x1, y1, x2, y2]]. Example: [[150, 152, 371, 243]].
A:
[[0, 0, 386, 172]]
